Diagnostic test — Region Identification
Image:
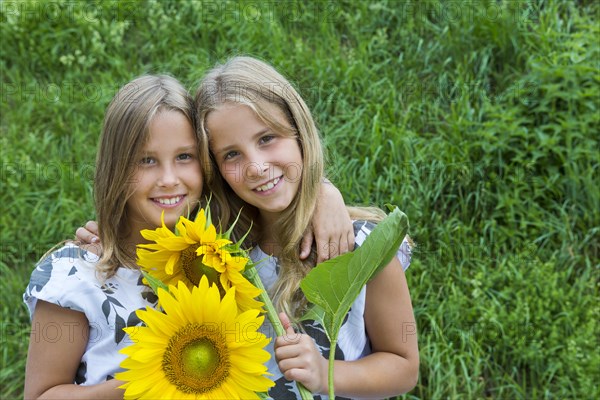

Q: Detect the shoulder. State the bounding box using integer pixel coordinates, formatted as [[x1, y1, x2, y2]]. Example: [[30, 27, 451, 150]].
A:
[[34, 242, 96, 269], [352, 220, 412, 270], [24, 244, 99, 314], [28, 243, 98, 284]]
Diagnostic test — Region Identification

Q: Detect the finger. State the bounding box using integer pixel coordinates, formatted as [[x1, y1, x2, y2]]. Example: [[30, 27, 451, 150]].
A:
[[278, 357, 309, 375], [299, 229, 313, 260], [75, 227, 98, 244], [282, 368, 312, 385], [329, 238, 341, 259], [279, 312, 295, 335], [85, 221, 100, 237], [335, 234, 347, 256], [275, 343, 301, 361], [326, 239, 339, 261], [347, 230, 356, 252], [315, 237, 329, 264], [276, 335, 314, 359], [275, 334, 301, 349]]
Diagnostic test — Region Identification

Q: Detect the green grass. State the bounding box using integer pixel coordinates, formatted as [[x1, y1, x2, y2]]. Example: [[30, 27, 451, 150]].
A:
[[1, 0, 598, 399]]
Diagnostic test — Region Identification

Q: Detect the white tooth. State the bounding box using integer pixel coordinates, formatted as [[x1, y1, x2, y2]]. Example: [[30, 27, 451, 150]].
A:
[[157, 196, 180, 205], [257, 177, 280, 192]]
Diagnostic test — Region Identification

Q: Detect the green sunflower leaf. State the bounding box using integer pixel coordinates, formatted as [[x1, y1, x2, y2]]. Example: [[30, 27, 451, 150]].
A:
[[299, 207, 409, 351]]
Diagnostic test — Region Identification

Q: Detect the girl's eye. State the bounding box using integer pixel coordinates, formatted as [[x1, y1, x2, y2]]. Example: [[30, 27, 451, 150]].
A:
[[258, 135, 274, 145], [223, 151, 239, 161], [177, 153, 194, 161], [140, 156, 155, 165]]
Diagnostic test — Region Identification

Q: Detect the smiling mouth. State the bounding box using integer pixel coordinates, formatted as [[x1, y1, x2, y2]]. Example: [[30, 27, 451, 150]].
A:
[[153, 195, 184, 206], [255, 177, 281, 192]]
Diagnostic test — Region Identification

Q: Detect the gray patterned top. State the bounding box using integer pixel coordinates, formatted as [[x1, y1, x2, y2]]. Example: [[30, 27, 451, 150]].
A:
[[252, 220, 412, 400]]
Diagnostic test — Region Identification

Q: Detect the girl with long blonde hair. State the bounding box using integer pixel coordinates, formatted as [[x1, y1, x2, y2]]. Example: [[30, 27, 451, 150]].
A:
[[196, 56, 418, 398], [24, 75, 204, 399]]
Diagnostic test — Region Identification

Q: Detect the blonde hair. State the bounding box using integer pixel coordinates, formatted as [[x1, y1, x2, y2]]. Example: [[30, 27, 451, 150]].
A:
[[196, 56, 385, 319], [95, 74, 202, 277]]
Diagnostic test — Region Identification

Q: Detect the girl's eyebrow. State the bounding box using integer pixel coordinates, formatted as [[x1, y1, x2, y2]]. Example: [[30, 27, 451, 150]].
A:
[[175, 144, 197, 152], [142, 143, 197, 155], [213, 128, 271, 155]]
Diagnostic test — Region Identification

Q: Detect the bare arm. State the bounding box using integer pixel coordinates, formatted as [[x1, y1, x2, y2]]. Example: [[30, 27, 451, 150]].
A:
[[276, 258, 419, 398], [24, 300, 124, 400], [331, 257, 419, 397], [301, 180, 354, 263]]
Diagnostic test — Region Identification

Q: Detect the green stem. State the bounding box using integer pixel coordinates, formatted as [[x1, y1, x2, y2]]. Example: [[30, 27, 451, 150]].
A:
[[329, 340, 337, 399], [245, 266, 314, 400]]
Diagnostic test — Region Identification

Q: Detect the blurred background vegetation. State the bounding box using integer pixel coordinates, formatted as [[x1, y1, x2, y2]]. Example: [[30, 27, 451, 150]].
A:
[[1, 0, 598, 398]]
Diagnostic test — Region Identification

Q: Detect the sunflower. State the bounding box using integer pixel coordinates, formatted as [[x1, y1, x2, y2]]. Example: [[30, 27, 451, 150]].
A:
[[116, 277, 274, 399], [137, 210, 263, 311]]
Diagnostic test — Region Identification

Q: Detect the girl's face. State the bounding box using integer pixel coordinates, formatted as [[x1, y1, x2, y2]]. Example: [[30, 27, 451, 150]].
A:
[[126, 110, 203, 237], [207, 103, 303, 222]]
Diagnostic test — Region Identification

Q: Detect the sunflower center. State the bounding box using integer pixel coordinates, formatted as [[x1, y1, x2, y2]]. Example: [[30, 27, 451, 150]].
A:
[[163, 323, 230, 394], [192, 257, 221, 287], [180, 246, 219, 287], [182, 339, 219, 378]]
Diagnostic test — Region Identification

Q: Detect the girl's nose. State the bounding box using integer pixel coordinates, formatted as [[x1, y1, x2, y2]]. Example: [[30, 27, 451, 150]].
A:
[[157, 165, 180, 187], [243, 153, 269, 181]]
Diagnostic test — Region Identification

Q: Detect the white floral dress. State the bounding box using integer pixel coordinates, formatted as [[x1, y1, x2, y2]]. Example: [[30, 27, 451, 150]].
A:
[[23, 244, 157, 385], [251, 220, 412, 400]]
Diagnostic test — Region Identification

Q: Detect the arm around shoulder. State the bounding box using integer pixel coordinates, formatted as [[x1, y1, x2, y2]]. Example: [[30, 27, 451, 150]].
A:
[[302, 180, 354, 262]]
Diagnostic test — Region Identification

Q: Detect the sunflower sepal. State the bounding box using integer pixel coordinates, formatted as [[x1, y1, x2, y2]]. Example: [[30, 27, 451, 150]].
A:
[[224, 209, 251, 245], [140, 269, 169, 296]]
